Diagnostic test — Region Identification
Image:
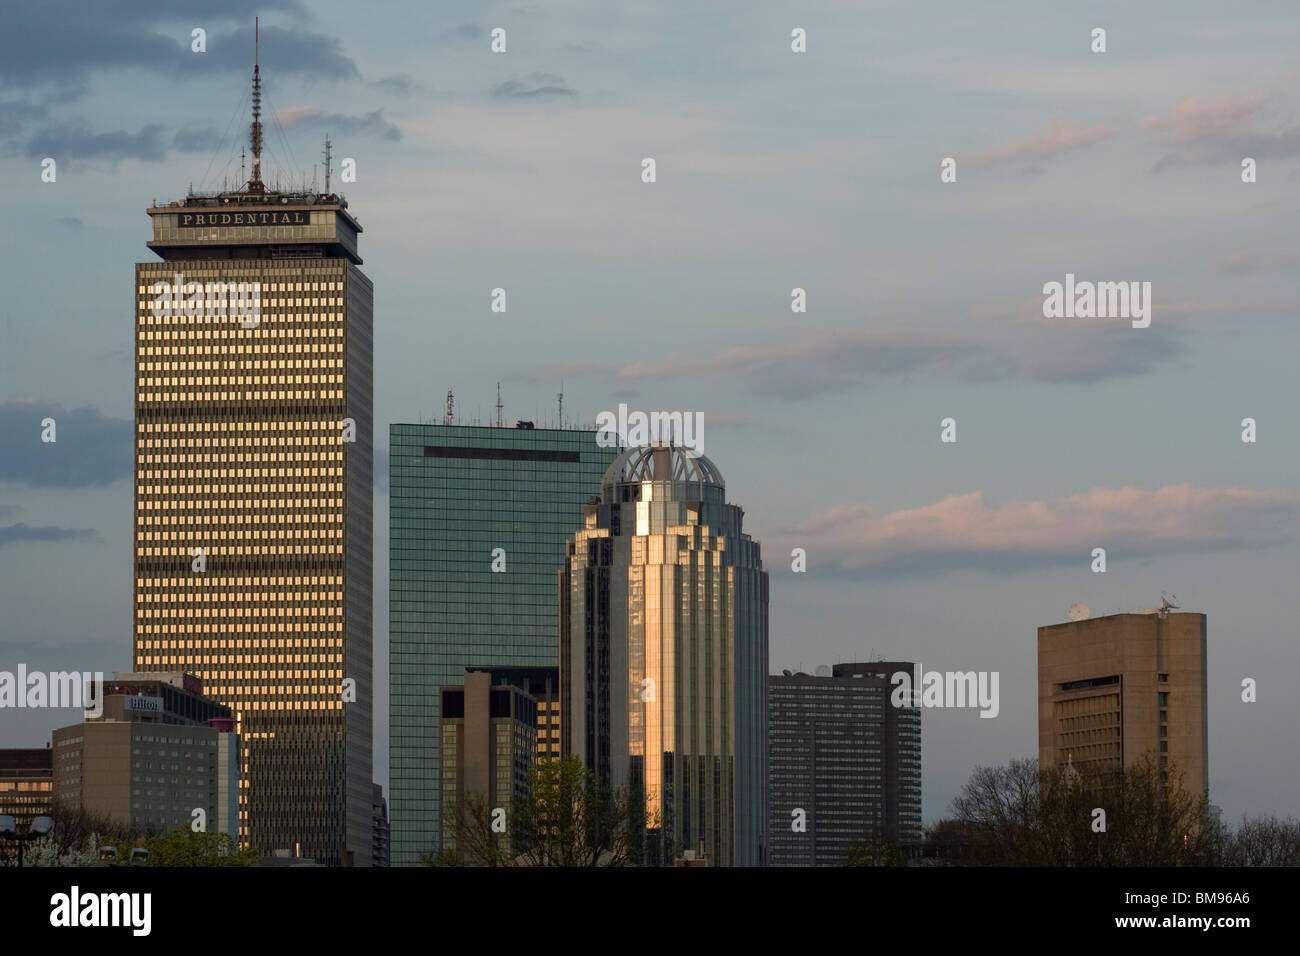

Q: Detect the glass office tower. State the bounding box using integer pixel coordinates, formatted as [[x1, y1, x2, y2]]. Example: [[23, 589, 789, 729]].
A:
[[388, 424, 619, 865], [559, 445, 769, 866], [132, 191, 373, 865]]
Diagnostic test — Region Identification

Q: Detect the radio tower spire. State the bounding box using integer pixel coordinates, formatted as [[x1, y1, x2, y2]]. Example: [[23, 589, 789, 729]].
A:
[[248, 17, 265, 194]]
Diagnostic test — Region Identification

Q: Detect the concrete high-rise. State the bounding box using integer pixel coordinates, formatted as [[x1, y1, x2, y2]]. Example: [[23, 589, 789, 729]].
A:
[[1038, 609, 1207, 797], [768, 662, 922, 866], [388, 423, 618, 865], [559, 445, 769, 866], [438, 671, 539, 860], [51, 673, 239, 837], [132, 40, 373, 864]]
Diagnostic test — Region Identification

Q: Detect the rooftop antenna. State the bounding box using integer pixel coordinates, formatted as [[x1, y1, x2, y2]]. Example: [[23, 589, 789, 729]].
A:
[[557, 381, 564, 428], [247, 17, 265, 194], [496, 383, 504, 427], [444, 387, 454, 426], [323, 135, 332, 194], [239, 146, 246, 187]]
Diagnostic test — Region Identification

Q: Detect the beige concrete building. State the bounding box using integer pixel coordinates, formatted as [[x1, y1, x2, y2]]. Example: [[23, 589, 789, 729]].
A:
[[1038, 610, 1207, 797], [51, 673, 239, 837], [438, 671, 537, 856]]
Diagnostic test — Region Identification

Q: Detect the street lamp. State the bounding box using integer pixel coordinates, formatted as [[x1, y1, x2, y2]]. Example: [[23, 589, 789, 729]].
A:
[[0, 814, 55, 867]]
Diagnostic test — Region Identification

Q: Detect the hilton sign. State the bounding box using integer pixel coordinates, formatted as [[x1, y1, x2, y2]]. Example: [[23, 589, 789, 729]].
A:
[[177, 209, 309, 227]]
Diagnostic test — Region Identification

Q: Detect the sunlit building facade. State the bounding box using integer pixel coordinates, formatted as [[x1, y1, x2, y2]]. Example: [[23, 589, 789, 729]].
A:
[[132, 186, 373, 864], [1039, 610, 1208, 797], [560, 445, 769, 866]]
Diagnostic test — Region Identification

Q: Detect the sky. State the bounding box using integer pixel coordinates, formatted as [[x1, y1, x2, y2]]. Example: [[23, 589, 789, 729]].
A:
[[1, 0, 1298, 828]]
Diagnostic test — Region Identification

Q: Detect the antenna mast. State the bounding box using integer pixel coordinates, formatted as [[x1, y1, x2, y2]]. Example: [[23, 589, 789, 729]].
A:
[[557, 381, 564, 428], [496, 383, 504, 428], [248, 17, 265, 193], [323, 136, 332, 194], [444, 387, 454, 426]]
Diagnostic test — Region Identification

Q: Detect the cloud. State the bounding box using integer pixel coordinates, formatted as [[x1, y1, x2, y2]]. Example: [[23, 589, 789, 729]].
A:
[[0, 99, 47, 139], [0, 401, 132, 488], [773, 485, 1299, 578], [23, 122, 167, 162], [970, 119, 1118, 167], [0, 523, 98, 548], [275, 106, 401, 141], [172, 127, 225, 153], [1214, 250, 1300, 275], [610, 318, 1195, 398], [373, 74, 420, 95], [55, 217, 82, 229], [1144, 93, 1300, 170], [0, 5, 356, 93], [491, 73, 576, 99]]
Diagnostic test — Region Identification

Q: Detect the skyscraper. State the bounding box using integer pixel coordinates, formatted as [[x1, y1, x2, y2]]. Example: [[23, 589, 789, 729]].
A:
[[768, 662, 922, 866], [1038, 608, 1208, 797], [132, 34, 373, 864], [388, 422, 618, 865], [559, 445, 769, 866]]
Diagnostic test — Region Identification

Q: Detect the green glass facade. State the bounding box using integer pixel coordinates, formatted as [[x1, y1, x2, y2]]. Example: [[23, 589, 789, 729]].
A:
[[388, 424, 619, 865]]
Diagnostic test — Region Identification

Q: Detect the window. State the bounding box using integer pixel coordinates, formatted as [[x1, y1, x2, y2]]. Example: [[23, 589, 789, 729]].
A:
[[1158, 692, 1169, 706], [1158, 673, 1168, 682]]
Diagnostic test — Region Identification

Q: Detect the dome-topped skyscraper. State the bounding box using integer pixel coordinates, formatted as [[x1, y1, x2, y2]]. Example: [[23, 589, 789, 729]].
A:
[[560, 442, 769, 866]]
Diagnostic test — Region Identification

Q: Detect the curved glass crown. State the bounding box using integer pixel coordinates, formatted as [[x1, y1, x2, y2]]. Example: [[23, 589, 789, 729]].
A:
[[600, 444, 724, 496]]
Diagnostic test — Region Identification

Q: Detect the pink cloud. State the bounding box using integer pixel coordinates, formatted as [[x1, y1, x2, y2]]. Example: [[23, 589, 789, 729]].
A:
[[770, 485, 1298, 576], [970, 119, 1118, 167]]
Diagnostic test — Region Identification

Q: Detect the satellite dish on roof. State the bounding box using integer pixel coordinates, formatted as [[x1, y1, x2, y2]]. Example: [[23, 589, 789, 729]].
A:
[[814, 665, 832, 677], [1068, 602, 1090, 622]]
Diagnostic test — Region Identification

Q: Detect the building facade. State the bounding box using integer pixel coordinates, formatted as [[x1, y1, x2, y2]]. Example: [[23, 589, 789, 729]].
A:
[[1038, 610, 1208, 797], [438, 671, 538, 860], [389, 423, 618, 865], [51, 673, 239, 837], [131, 58, 373, 863], [466, 666, 561, 762], [372, 783, 390, 867], [559, 445, 769, 866], [768, 662, 922, 866], [0, 747, 54, 832]]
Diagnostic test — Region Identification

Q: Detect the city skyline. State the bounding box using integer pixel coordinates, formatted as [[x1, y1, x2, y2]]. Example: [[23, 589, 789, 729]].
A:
[[2, 1, 1298, 834]]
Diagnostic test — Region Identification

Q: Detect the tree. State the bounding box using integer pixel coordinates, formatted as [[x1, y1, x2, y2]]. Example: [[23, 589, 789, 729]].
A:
[[425, 755, 647, 867], [128, 826, 258, 866], [951, 753, 1217, 866], [1221, 815, 1300, 866], [846, 819, 904, 866]]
